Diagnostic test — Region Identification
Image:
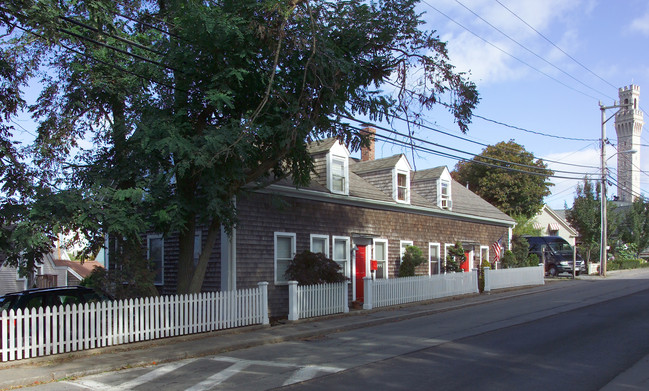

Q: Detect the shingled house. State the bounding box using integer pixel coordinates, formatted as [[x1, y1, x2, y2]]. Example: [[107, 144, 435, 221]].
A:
[[146, 136, 515, 316]]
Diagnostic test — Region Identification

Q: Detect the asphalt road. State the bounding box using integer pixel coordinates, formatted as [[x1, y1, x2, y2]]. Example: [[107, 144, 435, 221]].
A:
[[27, 272, 649, 391], [281, 282, 649, 390]]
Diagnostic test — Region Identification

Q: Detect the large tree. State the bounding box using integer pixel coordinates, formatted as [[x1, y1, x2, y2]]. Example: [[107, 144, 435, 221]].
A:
[[617, 197, 649, 258], [2, 0, 479, 293], [451, 140, 553, 218]]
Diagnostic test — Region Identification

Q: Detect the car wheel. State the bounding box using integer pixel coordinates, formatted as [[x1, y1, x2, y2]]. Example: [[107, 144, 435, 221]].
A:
[[548, 266, 558, 277]]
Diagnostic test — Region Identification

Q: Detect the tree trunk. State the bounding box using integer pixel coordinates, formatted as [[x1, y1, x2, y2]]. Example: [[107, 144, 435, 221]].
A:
[[187, 217, 221, 293]]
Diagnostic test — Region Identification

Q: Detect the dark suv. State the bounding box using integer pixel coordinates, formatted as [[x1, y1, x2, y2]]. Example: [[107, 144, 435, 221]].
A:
[[0, 286, 108, 313], [524, 236, 586, 277]]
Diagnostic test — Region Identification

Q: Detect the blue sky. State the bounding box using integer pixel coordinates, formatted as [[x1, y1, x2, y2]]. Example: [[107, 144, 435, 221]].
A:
[[364, 0, 649, 210]]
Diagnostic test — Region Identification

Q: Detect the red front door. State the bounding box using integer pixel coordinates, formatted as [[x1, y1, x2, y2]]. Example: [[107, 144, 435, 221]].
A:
[[355, 245, 367, 301], [462, 251, 471, 272]]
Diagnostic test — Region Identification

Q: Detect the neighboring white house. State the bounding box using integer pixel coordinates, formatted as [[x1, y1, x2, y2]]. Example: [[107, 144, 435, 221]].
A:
[[532, 205, 578, 246], [0, 235, 103, 295]]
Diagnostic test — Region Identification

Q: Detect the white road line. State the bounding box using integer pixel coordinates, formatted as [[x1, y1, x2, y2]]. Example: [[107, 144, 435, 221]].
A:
[[283, 366, 322, 386], [185, 361, 250, 391], [62, 379, 111, 390], [69, 359, 198, 391]]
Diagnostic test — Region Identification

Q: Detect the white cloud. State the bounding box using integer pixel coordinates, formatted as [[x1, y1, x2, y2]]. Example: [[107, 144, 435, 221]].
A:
[[630, 9, 649, 35], [427, 0, 588, 85]]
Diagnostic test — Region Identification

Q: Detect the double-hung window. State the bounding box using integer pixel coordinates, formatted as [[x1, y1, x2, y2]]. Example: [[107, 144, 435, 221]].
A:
[[397, 173, 408, 202], [275, 232, 296, 284], [147, 234, 164, 285], [374, 239, 388, 279], [429, 243, 441, 275], [330, 157, 347, 194], [310, 234, 329, 257], [332, 236, 350, 277]]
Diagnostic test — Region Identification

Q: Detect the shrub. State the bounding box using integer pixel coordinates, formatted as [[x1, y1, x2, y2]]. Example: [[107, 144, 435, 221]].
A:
[[285, 251, 347, 285], [500, 250, 516, 268], [478, 258, 491, 293], [444, 242, 465, 273], [398, 245, 426, 277]]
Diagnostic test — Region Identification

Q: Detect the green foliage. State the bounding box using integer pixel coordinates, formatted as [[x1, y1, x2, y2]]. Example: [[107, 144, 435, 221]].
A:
[[451, 141, 553, 218], [478, 258, 492, 293], [617, 198, 649, 258], [607, 245, 648, 271], [500, 250, 516, 268], [1, 0, 479, 292], [512, 215, 543, 236], [398, 245, 426, 277], [566, 178, 600, 263], [80, 242, 158, 300], [285, 251, 347, 285], [444, 242, 465, 273]]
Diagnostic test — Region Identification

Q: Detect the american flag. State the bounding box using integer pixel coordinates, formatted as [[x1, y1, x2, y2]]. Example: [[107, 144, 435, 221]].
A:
[[492, 237, 503, 263]]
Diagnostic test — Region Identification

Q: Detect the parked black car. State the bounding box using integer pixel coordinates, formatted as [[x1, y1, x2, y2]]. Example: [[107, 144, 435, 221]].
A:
[[0, 286, 109, 313], [524, 236, 586, 277]]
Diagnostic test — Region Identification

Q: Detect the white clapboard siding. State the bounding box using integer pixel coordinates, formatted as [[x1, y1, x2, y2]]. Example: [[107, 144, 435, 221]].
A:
[[1, 283, 268, 362]]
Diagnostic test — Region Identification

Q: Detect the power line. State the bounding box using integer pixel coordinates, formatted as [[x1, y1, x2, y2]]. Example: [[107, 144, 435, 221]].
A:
[[494, 0, 618, 91], [422, 0, 600, 101], [454, 0, 615, 101], [345, 119, 596, 179]]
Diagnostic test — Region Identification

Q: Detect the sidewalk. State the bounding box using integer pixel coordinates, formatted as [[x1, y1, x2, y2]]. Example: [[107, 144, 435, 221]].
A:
[[0, 283, 558, 390], [0, 272, 642, 390]]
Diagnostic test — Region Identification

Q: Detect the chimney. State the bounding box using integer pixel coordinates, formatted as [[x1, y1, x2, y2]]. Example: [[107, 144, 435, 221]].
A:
[[361, 126, 376, 161]]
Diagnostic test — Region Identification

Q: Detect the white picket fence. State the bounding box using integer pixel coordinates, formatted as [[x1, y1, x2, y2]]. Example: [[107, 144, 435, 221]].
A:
[[0, 283, 269, 362], [363, 272, 479, 310], [287, 281, 349, 321], [484, 265, 545, 291]]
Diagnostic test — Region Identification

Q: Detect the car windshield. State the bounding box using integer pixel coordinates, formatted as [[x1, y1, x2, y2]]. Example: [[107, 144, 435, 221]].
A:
[[548, 241, 573, 253], [0, 296, 17, 312]]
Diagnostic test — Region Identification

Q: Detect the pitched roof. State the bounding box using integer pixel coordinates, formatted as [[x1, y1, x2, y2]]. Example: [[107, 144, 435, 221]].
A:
[[350, 155, 403, 174], [411, 167, 446, 182], [271, 138, 514, 225], [52, 259, 104, 279], [306, 138, 338, 155]]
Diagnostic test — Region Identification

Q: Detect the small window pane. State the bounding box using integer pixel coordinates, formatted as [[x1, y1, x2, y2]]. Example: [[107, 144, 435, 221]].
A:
[[334, 240, 347, 260], [375, 242, 386, 261], [149, 237, 164, 284], [312, 238, 326, 254], [276, 237, 292, 259]]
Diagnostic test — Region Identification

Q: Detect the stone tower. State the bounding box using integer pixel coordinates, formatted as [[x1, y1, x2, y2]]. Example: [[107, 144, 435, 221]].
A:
[[614, 85, 643, 203]]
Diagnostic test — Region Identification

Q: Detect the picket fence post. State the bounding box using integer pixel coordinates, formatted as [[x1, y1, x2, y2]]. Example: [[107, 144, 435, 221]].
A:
[[288, 281, 299, 321], [363, 277, 373, 310], [258, 281, 269, 325], [483, 267, 491, 292]]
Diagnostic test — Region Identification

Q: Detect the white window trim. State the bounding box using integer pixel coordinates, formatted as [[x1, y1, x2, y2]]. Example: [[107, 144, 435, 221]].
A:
[[428, 242, 441, 275], [147, 234, 164, 285], [327, 154, 349, 195], [310, 234, 330, 258], [400, 240, 414, 259], [480, 246, 490, 266], [332, 236, 351, 278], [444, 243, 454, 273], [438, 179, 452, 209], [373, 238, 389, 279], [393, 169, 411, 204], [274, 232, 296, 285]]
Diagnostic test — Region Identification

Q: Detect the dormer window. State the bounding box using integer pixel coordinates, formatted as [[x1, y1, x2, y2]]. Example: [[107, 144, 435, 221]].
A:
[[393, 169, 410, 204], [327, 142, 350, 195], [397, 173, 408, 201], [440, 179, 451, 209], [331, 157, 346, 193]]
